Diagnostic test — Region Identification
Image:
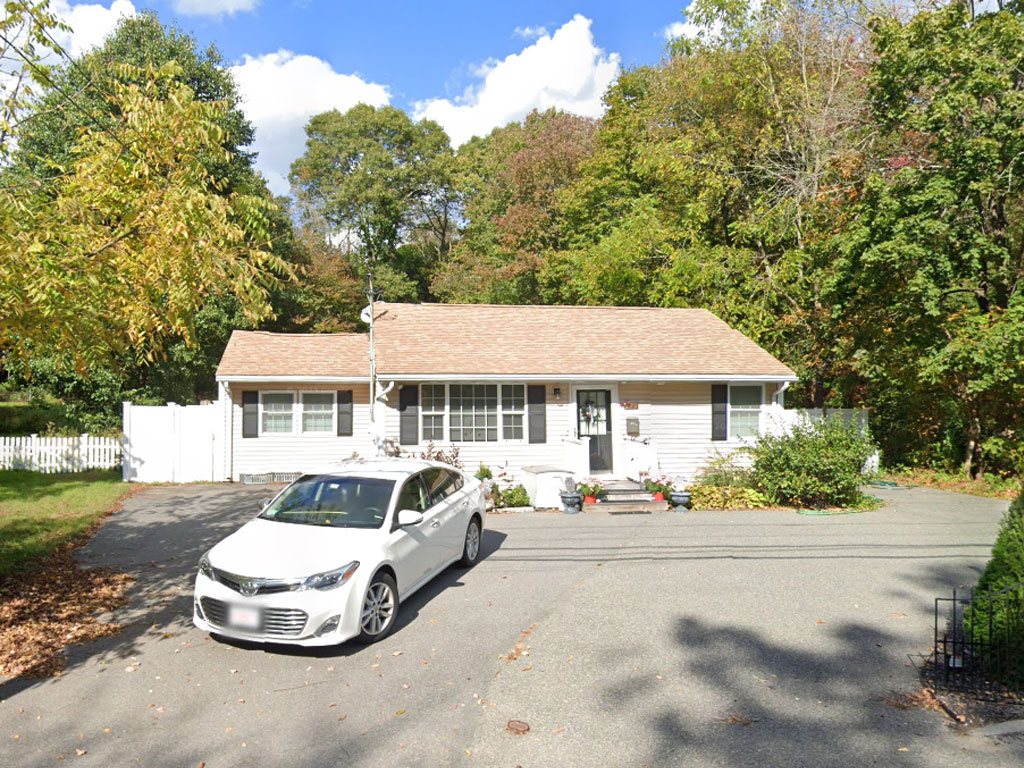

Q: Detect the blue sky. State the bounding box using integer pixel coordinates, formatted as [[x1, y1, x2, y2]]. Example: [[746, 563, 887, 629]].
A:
[[52, 1, 698, 193]]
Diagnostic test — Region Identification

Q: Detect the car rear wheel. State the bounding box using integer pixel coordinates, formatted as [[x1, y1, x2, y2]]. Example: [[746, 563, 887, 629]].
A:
[[357, 573, 398, 643], [458, 517, 481, 567]]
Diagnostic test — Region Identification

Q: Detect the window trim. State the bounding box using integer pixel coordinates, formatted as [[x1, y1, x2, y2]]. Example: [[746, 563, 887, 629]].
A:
[[501, 384, 526, 441], [258, 390, 297, 436], [727, 383, 764, 441], [299, 390, 336, 435], [257, 390, 348, 436], [418, 381, 532, 446], [420, 383, 447, 443]]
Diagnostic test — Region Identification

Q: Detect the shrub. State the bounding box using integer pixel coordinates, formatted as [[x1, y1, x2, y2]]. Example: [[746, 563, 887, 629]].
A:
[[964, 488, 1024, 687], [475, 463, 493, 481], [750, 417, 876, 508], [496, 485, 531, 508], [693, 453, 754, 488], [689, 485, 771, 511]]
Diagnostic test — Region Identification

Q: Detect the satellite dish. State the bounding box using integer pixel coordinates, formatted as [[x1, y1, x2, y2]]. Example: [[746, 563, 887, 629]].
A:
[[360, 304, 372, 323]]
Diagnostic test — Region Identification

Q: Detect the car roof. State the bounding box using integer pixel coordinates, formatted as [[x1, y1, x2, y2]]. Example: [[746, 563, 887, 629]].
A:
[[303, 457, 460, 478]]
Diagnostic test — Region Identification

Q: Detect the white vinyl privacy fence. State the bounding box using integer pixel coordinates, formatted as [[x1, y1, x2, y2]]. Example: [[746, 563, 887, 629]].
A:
[[122, 401, 222, 483], [0, 434, 121, 472]]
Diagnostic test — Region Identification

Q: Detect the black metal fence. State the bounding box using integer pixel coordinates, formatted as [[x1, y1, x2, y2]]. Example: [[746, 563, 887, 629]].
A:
[[933, 579, 1024, 694]]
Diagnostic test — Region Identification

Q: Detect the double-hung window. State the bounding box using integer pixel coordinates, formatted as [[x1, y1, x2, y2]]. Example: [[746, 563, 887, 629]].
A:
[[449, 384, 497, 442], [728, 385, 762, 439], [421, 384, 445, 441], [261, 393, 295, 434], [501, 385, 525, 440], [301, 392, 334, 433]]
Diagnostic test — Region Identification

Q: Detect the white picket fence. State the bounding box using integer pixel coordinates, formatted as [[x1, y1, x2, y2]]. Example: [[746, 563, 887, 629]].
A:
[[0, 433, 122, 473]]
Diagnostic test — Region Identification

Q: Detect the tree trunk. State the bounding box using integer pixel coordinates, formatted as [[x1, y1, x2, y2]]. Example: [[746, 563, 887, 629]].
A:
[[963, 412, 982, 480]]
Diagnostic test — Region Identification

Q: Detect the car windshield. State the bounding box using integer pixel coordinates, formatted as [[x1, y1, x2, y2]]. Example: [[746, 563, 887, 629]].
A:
[[259, 475, 395, 529]]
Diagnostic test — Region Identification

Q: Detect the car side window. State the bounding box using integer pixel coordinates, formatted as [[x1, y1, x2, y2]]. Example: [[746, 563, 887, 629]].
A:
[[395, 475, 428, 513], [422, 468, 459, 507]]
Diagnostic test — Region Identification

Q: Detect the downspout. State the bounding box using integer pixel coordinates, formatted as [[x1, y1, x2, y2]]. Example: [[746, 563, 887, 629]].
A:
[[775, 381, 790, 407]]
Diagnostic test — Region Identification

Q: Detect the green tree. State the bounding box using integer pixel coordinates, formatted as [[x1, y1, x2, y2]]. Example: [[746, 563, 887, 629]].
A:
[[434, 109, 598, 303], [9, 11, 254, 190], [827, 3, 1024, 476], [290, 104, 455, 302]]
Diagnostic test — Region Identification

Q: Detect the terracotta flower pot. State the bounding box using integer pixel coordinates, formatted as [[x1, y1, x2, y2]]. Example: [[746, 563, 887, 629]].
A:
[[584, 495, 597, 504], [652, 491, 665, 501]]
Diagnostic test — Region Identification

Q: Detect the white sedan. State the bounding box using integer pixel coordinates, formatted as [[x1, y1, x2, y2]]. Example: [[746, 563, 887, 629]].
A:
[[193, 459, 485, 646]]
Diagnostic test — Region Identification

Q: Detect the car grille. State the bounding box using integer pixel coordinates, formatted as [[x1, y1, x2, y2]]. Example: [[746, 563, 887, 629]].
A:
[[199, 597, 308, 637], [210, 566, 300, 596]]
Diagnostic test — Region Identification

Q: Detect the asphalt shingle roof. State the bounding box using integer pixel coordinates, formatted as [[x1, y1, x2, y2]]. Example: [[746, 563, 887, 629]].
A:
[[216, 302, 796, 379]]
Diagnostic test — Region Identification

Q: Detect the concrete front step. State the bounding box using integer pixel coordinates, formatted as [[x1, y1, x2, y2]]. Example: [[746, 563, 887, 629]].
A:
[[584, 501, 670, 514], [599, 493, 654, 503]]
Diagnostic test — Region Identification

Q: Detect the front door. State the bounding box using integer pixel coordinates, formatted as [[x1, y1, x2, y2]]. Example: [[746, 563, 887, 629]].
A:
[[577, 389, 612, 472]]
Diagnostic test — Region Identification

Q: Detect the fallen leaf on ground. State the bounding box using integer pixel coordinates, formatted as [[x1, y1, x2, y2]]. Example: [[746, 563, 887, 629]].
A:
[[75, 749, 87, 756], [715, 712, 757, 726], [395, 710, 406, 716], [0, 531, 132, 678], [391, 651, 403, 656], [816, 620, 826, 625], [501, 624, 538, 663], [506, 720, 530, 735]]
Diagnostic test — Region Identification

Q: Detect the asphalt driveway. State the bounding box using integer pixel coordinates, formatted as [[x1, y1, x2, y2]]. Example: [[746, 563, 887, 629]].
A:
[[0, 484, 1020, 767]]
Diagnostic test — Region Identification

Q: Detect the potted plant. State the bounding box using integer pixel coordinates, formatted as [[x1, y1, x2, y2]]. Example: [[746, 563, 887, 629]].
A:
[[577, 478, 604, 504], [643, 473, 673, 501]]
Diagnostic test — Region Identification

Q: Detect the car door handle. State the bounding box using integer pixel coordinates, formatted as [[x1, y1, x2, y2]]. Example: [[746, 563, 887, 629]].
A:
[[430, 519, 441, 528]]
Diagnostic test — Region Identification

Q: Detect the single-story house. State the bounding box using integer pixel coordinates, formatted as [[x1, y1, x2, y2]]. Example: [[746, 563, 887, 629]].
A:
[[213, 302, 797, 489]]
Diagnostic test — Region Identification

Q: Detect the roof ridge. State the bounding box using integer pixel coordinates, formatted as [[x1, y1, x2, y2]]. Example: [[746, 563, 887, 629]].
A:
[[376, 301, 714, 312]]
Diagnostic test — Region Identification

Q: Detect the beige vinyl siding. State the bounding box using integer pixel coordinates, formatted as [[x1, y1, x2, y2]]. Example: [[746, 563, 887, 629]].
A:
[[384, 382, 572, 485], [617, 382, 767, 480], [228, 383, 373, 480]]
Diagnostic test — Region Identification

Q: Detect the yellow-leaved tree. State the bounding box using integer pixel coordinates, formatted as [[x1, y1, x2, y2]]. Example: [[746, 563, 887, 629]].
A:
[[0, 61, 291, 369]]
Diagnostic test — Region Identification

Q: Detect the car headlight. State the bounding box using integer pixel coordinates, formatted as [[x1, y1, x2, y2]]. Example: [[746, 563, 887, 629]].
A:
[[198, 551, 214, 580], [298, 561, 359, 592]]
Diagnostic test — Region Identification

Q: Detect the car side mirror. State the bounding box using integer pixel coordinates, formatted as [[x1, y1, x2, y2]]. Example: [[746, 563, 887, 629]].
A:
[[396, 509, 424, 527], [259, 498, 272, 511]]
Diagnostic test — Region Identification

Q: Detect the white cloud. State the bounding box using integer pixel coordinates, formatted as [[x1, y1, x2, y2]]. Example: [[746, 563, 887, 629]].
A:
[[514, 25, 548, 40], [414, 14, 620, 147], [229, 50, 390, 195], [662, 16, 722, 41], [172, 0, 258, 17], [51, 1, 136, 58]]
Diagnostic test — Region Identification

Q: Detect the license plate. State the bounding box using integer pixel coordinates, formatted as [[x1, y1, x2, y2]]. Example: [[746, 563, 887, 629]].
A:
[[228, 605, 260, 629]]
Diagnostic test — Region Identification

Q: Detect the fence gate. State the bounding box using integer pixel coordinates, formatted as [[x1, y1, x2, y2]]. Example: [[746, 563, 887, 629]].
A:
[[122, 402, 221, 483]]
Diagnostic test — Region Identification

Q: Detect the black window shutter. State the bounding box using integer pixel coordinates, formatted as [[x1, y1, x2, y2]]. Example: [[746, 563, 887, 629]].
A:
[[711, 384, 728, 441], [242, 391, 259, 438], [399, 385, 419, 445], [527, 385, 546, 444], [337, 390, 353, 436]]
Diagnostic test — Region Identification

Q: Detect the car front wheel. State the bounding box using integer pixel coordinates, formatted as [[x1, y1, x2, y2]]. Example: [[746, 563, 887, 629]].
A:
[[357, 573, 398, 643], [458, 517, 481, 567]]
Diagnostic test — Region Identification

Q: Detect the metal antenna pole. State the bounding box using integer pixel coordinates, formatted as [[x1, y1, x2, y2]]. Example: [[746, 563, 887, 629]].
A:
[[367, 263, 376, 426]]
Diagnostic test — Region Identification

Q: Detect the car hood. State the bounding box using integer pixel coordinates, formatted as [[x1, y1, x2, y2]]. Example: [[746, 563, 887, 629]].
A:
[[208, 518, 382, 579]]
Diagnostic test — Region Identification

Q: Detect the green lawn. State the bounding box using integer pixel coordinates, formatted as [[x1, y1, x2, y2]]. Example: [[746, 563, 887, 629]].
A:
[[0, 470, 131, 580]]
